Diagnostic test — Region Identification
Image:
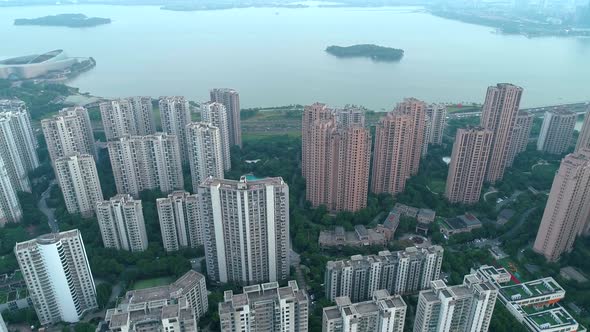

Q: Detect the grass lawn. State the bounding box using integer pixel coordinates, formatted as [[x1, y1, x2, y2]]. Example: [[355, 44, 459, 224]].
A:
[[532, 164, 558, 178], [428, 179, 446, 193], [131, 277, 174, 290]]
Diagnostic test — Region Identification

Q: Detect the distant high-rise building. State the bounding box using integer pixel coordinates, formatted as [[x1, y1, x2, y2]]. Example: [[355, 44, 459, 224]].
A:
[[533, 149, 590, 261], [335, 105, 365, 127], [201, 102, 231, 170], [575, 107, 590, 153], [210, 88, 242, 148], [41, 106, 96, 163], [0, 157, 21, 225], [186, 122, 224, 191], [96, 194, 148, 252], [445, 127, 493, 204], [15, 230, 97, 325], [537, 109, 576, 155], [302, 103, 333, 179], [199, 176, 289, 284], [107, 134, 184, 197], [99, 97, 155, 140], [422, 104, 447, 156], [323, 290, 406, 332], [157, 191, 203, 252], [54, 154, 103, 217], [507, 111, 534, 166], [413, 275, 498, 332], [480, 83, 523, 183], [159, 96, 191, 164], [219, 281, 308, 332], [395, 98, 427, 175], [325, 246, 444, 302], [0, 99, 39, 192]]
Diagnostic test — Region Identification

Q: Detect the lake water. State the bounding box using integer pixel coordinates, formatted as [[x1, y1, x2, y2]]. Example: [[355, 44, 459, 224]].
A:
[[1, 5, 590, 110]]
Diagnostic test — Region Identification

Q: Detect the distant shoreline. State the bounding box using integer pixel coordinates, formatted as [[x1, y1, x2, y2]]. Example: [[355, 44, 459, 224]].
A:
[[14, 13, 111, 28]]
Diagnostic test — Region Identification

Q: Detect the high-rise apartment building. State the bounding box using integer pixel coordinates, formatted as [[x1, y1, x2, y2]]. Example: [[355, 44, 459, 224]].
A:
[[302, 103, 333, 179], [533, 149, 590, 261], [480, 83, 523, 183], [537, 109, 576, 155], [575, 107, 590, 153], [99, 97, 155, 140], [507, 110, 534, 166], [199, 176, 290, 284], [0, 99, 39, 192], [157, 191, 203, 252], [323, 290, 407, 332], [219, 281, 308, 332], [107, 133, 184, 197], [201, 102, 231, 170], [395, 98, 427, 175], [15, 230, 97, 325], [422, 104, 447, 156], [413, 275, 498, 332], [0, 157, 21, 225], [186, 122, 224, 191], [445, 127, 493, 204], [159, 96, 191, 164], [335, 105, 365, 127], [54, 154, 103, 217], [41, 106, 96, 163], [210, 88, 242, 148], [96, 194, 148, 252], [324, 246, 444, 302]]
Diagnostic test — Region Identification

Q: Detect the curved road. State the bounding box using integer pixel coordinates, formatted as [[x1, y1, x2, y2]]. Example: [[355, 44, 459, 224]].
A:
[[38, 180, 59, 233]]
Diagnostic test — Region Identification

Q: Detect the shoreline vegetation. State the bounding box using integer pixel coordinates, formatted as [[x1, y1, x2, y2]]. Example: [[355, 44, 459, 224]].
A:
[[14, 14, 111, 28], [325, 44, 404, 62]]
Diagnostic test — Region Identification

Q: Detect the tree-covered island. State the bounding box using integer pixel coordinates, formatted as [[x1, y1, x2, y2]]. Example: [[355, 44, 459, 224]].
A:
[[325, 44, 404, 61], [14, 14, 111, 28]]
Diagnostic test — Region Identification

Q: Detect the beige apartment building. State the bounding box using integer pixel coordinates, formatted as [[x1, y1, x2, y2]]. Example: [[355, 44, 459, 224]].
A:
[[54, 154, 103, 217], [210, 88, 242, 147], [41, 106, 96, 163], [186, 122, 224, 192], [507, 110, 534, 166], [96, 194, 148, 252], [157, 191, 203, 252], [537, 109, 576, 155], [200, 102, 231, 170], [159, 96, 191, 164], [99, 97, 155, 140]]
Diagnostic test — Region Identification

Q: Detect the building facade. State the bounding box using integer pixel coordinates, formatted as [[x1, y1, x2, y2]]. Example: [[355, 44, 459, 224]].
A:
[[199, 176, 290, 284], [201, 102, 231, 171], [426, 104, 447, 146], [210, 88, 242, 148], [394, 98, 427, 175], [302, 103, 333, 179], [533, 149, 590, 261], [537, 109, 576, 155], [14, 230, 97, 325], [107, 133, 184, 197], [54, 154, 103, 217], [159, 96, 191, 164], [575, 107, 590, 153], [186, 122, 224, 191], [324, 246, 444, 302], [41, 106, 96, 163], [0, 157, 21, 225], [96, 194, 148, 252], [507, 110, 534, 166], [157, 191, 203, 252], [99, 97, 155, 140], [219, 281, 308, 332], [445, 127, 493, 204]]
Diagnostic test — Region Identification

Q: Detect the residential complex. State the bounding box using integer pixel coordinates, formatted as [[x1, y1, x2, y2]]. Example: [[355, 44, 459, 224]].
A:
[[413, 275, 498, 332], [0, 99, 39, 192], [54, 154, 103, 217], [41, 106, 96, 163], [0, 157, 21, 225], [186, 122, 224, 191], [157, 191, 203, 252], [480, 83, 523, 183], [575, 108, 590, 153], [219, 281, 308, 332], [96, 194, 148, 252], [159, 96, 191, 164], [105, 270, 208, 332], [199, 176, 290, 284], [323, 290, 407, 332], [200, 102, 231, 170], [507, 110, 534, 166], [107, 133, 184, 197], [210, 88, 242, 147], [324, 246, 444, 302], [99, 97, 155, 140], [445, 127, 493, 204], [537, 109, 576, 154], [533, 149, 590, 261], [15, 230, 97, 325]]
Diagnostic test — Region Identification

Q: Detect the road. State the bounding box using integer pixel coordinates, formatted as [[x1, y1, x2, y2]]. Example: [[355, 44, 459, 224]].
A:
[[289, 239, 308, 291], [38, 180, 59, 233], [499, 207, 537, 241]]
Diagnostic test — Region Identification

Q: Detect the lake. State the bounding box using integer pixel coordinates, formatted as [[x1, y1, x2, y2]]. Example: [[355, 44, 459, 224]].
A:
[[1, 5, 590, 110]]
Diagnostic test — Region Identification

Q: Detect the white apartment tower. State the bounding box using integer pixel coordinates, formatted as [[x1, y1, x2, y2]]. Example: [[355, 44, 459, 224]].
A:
[[0, 157, 21, 225], [199, 176, 290, 284], [186, 122, 224, 192], [14, 230, 97, 325], [99, 97, 155, 140], [159, 96, 191, 164], [422, 104, 447, 156], [96, 194, 148, 252], [210, 88, 242, 148], [201, 102, 231, 170], [107, 133, 184, 197], [157, 191, 203, 252], [41, 106, 96, 163], [54, 154, 103, 217], [537, 109, 576, 155]]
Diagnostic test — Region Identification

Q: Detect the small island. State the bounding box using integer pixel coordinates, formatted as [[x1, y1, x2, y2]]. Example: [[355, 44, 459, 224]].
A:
[[325, 44, 404, 62], [14, 14, 111, 28]]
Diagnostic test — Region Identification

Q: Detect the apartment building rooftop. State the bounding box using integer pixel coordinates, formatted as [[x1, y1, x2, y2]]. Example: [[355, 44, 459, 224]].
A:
[[499, 277, 564, 303]]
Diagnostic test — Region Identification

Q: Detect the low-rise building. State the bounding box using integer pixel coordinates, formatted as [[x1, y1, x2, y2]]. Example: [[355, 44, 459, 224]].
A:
[[0, 270, 31, 313], [319, 225, 392, 248], [439, 213, 482, 236]]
